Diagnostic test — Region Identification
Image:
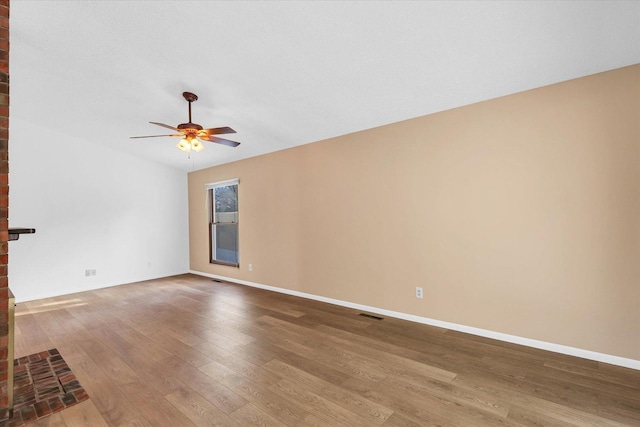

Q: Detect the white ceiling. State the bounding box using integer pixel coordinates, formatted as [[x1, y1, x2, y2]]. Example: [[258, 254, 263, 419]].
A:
[[10, 1, 640, 172]]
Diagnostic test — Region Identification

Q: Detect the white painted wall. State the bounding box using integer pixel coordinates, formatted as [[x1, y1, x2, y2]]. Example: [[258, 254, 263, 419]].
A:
[[8, 118, 190, 302]]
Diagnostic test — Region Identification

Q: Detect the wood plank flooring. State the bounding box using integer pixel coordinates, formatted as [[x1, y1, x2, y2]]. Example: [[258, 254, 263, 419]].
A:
[[13, 274, 640, 426]]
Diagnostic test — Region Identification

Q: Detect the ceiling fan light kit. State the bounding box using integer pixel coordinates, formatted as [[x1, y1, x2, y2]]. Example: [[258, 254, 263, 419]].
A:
[[177, 136, 204, 153], [130, 92, 240, 154]]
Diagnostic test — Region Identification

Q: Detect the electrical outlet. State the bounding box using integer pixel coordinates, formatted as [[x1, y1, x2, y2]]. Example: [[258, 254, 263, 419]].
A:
[[85, 269, 91, 277], [248, 264, 253, 272], [91, 269, 96, 276], [416, 287, 423, 299]]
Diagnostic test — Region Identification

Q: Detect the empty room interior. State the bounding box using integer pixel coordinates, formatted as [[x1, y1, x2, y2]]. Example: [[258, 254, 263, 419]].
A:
[[1, 1, 639, 426]]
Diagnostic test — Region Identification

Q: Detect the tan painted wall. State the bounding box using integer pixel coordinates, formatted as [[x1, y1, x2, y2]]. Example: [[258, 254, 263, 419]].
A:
[[189, 65, 640, 360]]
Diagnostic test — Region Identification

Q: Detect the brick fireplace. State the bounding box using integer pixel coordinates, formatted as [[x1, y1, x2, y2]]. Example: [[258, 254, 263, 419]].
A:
[[0, 0, 9, 421]]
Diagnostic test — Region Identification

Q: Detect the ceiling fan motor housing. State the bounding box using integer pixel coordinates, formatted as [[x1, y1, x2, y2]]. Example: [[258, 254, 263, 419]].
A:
[[177, 123, 203, 130]]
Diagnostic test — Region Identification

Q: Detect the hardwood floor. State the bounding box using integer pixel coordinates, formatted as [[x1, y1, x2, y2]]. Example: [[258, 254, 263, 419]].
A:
[[13, 274, 640, 426]]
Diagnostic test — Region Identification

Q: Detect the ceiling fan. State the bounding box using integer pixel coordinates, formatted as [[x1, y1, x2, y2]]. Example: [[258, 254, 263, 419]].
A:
[[130, 92, 240, 153]]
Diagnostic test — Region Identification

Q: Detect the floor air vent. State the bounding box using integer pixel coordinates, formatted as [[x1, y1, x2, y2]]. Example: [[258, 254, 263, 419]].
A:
[[212, 279, 223, 283], [359, 313, 384, 320]]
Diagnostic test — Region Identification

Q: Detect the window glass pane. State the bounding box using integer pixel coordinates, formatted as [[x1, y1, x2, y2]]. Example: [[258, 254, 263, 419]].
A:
[[213, 223, 238, 264], [210, 183, 239, 266], [214, 185, 238, 223]]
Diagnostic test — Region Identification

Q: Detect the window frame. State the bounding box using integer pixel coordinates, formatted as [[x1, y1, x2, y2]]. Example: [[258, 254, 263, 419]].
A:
[[206, 179, 240, 268]]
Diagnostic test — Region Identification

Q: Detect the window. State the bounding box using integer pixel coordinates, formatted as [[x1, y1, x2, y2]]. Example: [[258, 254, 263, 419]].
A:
[[207, 179, 239, 267]]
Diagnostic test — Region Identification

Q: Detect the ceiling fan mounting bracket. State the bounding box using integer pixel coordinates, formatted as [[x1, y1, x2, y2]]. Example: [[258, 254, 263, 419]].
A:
[[183, 92, 198, 103]]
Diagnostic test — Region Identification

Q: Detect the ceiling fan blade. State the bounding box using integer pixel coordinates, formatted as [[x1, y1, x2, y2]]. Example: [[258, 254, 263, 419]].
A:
[[203, 126, 236, 135], [130, 134, 182, 139], [203, 136, 241, 147], [150, 122, 179, 131]]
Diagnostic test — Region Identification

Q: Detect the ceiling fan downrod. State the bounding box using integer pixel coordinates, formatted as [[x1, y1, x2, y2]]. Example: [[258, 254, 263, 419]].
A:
[[183, 91, 198, 124]]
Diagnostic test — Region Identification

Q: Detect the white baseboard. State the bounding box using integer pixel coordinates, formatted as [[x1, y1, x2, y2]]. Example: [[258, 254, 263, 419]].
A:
[[190, 270, 640, 371], [14, 270, 191, 303]]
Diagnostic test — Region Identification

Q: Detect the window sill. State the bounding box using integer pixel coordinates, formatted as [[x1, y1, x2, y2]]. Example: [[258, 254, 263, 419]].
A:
[[210, 260, 240, 268]]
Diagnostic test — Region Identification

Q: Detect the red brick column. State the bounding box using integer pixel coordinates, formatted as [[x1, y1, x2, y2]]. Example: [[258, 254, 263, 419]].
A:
[[0, 0, 9, 421]]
